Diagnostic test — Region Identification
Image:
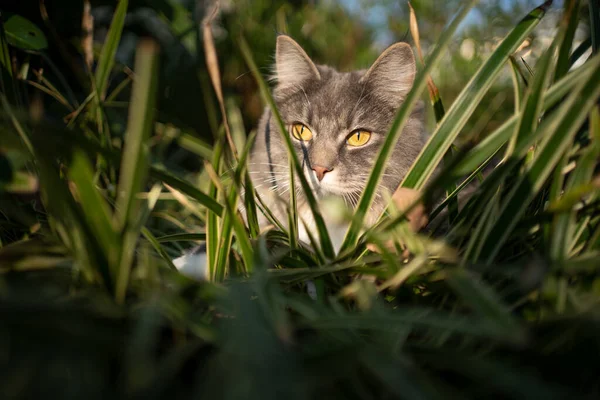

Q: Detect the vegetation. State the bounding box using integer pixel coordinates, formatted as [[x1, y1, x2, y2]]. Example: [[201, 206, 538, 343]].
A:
[[1, 0, 599, 398]]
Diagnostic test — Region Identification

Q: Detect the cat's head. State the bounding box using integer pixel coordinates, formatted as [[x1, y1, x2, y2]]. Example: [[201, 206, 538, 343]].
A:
[[267, 35, 425, 210]]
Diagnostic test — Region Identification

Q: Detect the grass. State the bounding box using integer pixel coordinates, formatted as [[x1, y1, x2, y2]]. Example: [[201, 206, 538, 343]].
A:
[[1, 0, 600, 398]]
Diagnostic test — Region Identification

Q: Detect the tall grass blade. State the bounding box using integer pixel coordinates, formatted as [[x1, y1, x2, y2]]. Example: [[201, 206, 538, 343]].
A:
[[206, 138, 224, 280], [475, 59, 600, 262], [115, 39, 159, 231], [339, 0, 479, 253], [68, 151, 119, 268], [506, 42, 556, 157], [590, 0, 600, 53], [555, 0, 581, 81], [453, 55, 599, 176], [402, 0, 552, 190], [202, 3, 238, 159], [95, 0, 128, 99]]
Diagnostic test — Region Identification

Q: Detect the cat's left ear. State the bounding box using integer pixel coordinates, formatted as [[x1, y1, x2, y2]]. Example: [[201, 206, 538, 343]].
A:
[[274, 35, 321, 92], [361, 43, 416, 101]]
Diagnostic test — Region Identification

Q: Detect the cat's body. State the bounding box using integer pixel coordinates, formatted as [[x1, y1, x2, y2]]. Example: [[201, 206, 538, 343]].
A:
[[248, 36, 425, 247]]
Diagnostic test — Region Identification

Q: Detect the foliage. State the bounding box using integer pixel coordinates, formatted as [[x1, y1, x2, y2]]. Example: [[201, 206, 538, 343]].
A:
[[1, 0, 600, 399]]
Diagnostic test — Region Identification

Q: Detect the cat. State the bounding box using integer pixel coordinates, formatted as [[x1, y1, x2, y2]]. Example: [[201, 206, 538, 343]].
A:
[[247, 35, 426, 250], [174, 35, 426, 278]]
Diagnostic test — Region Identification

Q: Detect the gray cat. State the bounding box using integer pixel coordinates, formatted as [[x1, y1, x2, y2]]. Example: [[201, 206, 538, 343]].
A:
[[174, 35, 426, 278], [248, 35, 426, 249]]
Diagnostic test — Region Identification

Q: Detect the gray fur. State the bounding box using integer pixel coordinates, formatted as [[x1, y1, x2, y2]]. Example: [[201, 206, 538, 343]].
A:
[[248, 35, 426, 245]]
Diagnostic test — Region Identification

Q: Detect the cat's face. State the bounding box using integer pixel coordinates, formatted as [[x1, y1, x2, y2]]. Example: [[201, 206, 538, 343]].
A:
[[259, 36, 424, 209]]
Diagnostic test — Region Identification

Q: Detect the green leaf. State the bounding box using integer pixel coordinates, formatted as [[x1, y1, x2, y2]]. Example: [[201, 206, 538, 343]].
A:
[[401, 0, 552, 190], [2, 13, 47, 51]]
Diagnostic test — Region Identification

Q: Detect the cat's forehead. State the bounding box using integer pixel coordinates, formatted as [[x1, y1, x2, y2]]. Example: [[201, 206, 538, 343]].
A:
[[312, 66, 364, 95]]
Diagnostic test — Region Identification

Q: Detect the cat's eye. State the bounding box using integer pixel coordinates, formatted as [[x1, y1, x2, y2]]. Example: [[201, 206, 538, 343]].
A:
[[347, 130, 371, 147], [291, 123, 313, 141]]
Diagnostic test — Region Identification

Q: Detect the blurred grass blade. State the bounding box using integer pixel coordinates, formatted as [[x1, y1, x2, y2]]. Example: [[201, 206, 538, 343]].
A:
[[446, 270, 524, 342], [339, 0, 479, 253], [95, 0, 128, 99], [115, 39, 159, 231], [402, 0, 552, 190], [239, 36, 335, 258]]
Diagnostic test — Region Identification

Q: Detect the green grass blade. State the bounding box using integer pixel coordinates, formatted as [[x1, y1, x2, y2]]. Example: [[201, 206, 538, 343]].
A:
[[141, 227, 177, 271], [453, 55, 599, 175], [506, 42, 556, 157], [115, 39, 159, 231], [155, 233, 206, 242], [569, 37, 591, 66], [176, 132, 213, 160], [205, 138, 224, 281], [555, 0, 581, 81], [476, 59, 600, 262], [150, 167, 223, 216], [402, 0, 552, 190], [590, 0, 600, 54], [68, 151, 119, 268], [115, 184, 162, 303], [239, 36, 335, 258], [287, 161, 299, 250], [95, 0, 128, 99], [339, 0, 479, 253], [551, 140, 599, 260]]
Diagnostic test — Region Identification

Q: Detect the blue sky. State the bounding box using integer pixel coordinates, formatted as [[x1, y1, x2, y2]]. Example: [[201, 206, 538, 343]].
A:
[[337, 0, 562, 46]]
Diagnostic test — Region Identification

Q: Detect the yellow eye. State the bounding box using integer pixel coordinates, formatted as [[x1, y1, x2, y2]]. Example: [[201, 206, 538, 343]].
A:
[[347, 130, 371, 146], [291, 123, 313, 141]]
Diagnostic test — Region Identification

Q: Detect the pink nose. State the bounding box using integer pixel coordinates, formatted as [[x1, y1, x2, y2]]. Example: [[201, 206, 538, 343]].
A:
[[312, 165, 333, 181]]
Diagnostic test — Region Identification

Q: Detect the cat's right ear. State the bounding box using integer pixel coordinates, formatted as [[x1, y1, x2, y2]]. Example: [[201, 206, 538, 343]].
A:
[[274, 35, 320, 92]]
